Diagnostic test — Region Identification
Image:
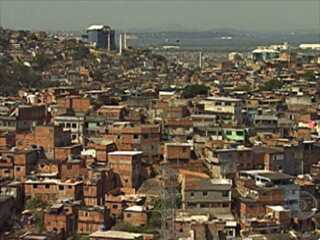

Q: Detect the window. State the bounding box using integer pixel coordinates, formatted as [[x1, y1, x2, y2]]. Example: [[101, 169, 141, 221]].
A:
[[222, 191, 229, 197], [288, 200, 298, 205], [226, 131, 232, 135], [190, 192, 194, 197], [68, 186, 72, 189], [222, 203, 229, 208], [16, 167, 21, 171], [72, 134, 77, 140], [133, 134, 139, 139], [45, 185, 49, 189], [236, 131, 244, 136], [112, 205, 118, 209], [66, 123, 71, 128], [182, 147, 187, 152], [59, 186, 64, 191], [33, 184, 38, 189], [72, 123, 77, 128], [126, 213, 131, 218], [188, 203, 197, 208], [202, 191, 208, 196], [142, 134, 148, 139]]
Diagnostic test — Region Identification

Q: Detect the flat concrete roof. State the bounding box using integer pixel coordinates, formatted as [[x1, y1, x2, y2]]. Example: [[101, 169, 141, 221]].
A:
[[108, 151, 143, 156], [206, 96, 241, 102], [90, 230, 142, 239], [124, 205, 146, 212]]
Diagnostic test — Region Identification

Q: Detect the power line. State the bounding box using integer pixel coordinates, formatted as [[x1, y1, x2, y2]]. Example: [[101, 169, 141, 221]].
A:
[[160, 163, 177, 240]]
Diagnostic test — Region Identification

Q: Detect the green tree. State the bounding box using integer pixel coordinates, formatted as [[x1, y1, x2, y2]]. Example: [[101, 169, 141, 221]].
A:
[[304, 70, 315, 81], [73, 234, 90, 240], [25, 198, 48, 233], [182, 84, 209, 98], [0, 61, 59, 96], [25, 197, 47, 210], [73, 46, 90, 60], [34, 53, 52, 71], [34, 210, 45, 233], [259, 79, 284, 91]]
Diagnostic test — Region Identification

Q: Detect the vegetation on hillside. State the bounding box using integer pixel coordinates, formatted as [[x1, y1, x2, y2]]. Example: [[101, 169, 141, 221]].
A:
[[182, 84, 209, 98], [259, 79, 284, 91], [25, 198, 48, 233]]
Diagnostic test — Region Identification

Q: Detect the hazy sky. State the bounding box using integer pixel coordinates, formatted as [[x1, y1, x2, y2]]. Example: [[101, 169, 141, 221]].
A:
[[1, 0, 320, 32]]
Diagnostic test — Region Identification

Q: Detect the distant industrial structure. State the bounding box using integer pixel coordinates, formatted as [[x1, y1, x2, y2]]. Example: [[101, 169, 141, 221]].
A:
[[87, 25, 116, 50]]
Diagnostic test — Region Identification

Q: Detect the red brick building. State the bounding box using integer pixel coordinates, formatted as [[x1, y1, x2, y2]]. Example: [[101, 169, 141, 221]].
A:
[[44, 203, 76, 237], [108, 151, 142, 190], [123, 205, 147, 226], [78, 206, 111, 234], [106, 123, 160, 163]]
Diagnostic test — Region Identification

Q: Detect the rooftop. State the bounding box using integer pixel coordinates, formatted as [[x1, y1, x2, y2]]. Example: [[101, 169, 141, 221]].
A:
[[124, 205, 146, 212], [185, 178, 232, 191], [87, 25, 110, 31], [89, 230, 142, 239], [165, 142, 192, 147], [240, 170, 293, 181], [108, 151, 143, 156], [206, 96, 241, 102], [266, 205, 290, 212]]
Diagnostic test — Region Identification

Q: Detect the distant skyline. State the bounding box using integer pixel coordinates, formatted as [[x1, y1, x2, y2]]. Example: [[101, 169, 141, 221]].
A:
[[1, 0, 320, 33]]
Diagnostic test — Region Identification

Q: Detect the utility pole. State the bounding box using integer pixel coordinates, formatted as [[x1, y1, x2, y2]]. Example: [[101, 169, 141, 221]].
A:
[[199, 51, 202, 69]]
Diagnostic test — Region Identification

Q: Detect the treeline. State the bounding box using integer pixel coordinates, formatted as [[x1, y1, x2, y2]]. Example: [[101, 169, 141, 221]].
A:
[[0, 60, 57, 96]]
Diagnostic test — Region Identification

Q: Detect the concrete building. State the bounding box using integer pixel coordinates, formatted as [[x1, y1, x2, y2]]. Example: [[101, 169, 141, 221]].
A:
[[200, 96, 243, 125], [238, 170, 300, 214], [182, 178, 232, 215], [87, 25, 116, 50], [54, 113, 86, 144]]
